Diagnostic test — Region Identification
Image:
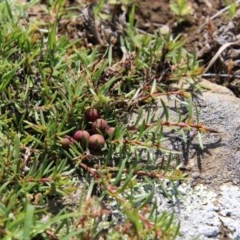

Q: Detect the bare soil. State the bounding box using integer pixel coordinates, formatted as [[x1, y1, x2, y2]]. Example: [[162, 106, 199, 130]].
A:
[[134, 0, 240, 96]]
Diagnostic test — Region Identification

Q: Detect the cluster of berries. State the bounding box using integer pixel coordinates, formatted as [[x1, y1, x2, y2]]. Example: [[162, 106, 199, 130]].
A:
[[61, 108, 115, 154]]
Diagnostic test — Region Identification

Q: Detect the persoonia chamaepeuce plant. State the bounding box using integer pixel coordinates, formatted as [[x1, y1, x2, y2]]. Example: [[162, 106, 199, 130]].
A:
[[0, 0, 210, 239]]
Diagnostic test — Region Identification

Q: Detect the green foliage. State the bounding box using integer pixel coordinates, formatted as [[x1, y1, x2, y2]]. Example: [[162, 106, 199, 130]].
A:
[[0, 0, 208, 239], [224, 0, 237, 19], [170, 0, 193, 21], [228, 2, 237, 19]]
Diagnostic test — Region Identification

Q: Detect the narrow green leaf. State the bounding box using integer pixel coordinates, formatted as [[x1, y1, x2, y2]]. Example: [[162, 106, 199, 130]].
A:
[[4, 0, 13, 20], [23, 204, 34, 240], [129, 5, 135, 28], [124, 207, 142, 233], [164, 211, 174, 231], [134, 108, 143, 126], [138, 191, 154, 209], [113, 157, 127, 185], [117, 168, 134, 193], [161, 99, 169, 122], [164, 153, 172, 173], [0, 66, 19, 91], [187, 96, 193, 121], [13, 134, 20, 160]]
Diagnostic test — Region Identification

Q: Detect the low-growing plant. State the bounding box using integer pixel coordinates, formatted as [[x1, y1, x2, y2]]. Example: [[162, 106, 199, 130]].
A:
[[0, 0, 211, 239], [170, 0, 193, 22]]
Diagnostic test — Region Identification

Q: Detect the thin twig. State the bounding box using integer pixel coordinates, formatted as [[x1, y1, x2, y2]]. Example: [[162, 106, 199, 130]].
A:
[[209, 0, 240, 21], [128, 121, 219, 133], [202, 73, 240, 78], [79, 162, 100, 179], [187, 1, 240, 43], [204, 38, 240, 73]]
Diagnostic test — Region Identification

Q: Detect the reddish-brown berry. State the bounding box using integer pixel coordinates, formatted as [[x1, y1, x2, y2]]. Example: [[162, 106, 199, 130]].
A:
[[105, 127, 115, 137], [88, 134, 105, 153], [85, 108, 100, 122], [61, 136, 74, 149], [73, 130, 90, 146], [92, 118, 108, 133]]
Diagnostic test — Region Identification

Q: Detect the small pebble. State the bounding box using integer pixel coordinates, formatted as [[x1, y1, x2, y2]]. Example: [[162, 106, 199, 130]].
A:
[[191, 172, 201, 179], [199, 226, 219, 237]]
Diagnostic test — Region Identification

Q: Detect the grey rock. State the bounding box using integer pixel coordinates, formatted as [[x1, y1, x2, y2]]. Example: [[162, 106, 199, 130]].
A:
[[129, 79, 240, 239], [194, 89, 240, 188]]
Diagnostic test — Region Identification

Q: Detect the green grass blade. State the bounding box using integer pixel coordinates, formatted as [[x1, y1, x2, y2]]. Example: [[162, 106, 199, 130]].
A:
[[23, 204, 35, 240]]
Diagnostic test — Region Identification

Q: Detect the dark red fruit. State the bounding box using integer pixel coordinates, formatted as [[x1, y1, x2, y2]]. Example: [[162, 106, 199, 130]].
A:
[[85, 108, 100, 122], [73, 130, 90, 146], [105, 127, 115, 137], [92, 118, 108, 133], [88, 134, 105, 153], [61, 136, 75, 149]]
